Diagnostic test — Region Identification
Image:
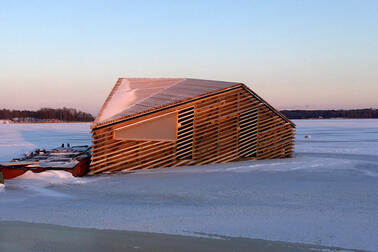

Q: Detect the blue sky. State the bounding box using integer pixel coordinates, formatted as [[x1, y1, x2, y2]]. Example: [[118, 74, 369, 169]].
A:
[[1, 0, 377, 114]]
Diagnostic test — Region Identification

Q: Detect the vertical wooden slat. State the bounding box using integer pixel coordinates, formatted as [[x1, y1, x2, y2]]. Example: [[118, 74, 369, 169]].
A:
[[89, 87, 295, 174]]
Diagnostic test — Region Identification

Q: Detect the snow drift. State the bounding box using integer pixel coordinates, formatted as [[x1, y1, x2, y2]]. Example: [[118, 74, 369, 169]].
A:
[[0, 120, 378, 251]]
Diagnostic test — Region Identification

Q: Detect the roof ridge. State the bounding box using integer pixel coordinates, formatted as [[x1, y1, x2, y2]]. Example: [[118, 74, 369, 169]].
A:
[[139, 78, 188, 97], [119, 77, 185, 80]]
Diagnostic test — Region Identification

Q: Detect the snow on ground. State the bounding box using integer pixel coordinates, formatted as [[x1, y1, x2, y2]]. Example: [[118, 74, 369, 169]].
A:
[[0, 120, 378, 251]]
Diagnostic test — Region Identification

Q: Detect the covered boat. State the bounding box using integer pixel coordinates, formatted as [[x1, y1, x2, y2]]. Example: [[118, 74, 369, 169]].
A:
[[0, 145, 91, 183]]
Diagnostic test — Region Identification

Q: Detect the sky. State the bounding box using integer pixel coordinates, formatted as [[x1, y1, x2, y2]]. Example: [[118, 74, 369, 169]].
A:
[[1, 0, 377, 115]]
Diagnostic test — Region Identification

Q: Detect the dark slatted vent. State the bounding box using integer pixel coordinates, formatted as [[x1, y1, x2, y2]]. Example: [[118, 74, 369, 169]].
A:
[[177, 107, 194, 160], [239, 108, 258, 157]]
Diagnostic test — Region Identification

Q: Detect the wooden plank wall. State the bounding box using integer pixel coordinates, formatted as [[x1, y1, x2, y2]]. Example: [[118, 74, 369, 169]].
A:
[[89, 88, 295, 174], [255, 105, 294, 159]]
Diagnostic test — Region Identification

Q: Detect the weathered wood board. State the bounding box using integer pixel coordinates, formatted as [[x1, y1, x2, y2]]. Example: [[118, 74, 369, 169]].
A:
[[89, 84, 295, 174]]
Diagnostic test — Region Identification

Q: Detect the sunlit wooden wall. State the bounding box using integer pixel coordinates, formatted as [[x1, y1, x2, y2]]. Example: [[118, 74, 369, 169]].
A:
[[89, 87, 295, 174]]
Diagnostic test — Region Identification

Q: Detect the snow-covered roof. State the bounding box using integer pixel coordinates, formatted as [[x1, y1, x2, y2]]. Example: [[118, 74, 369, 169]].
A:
[[94, 78, 240, 127], [93, 78, 294, 129]]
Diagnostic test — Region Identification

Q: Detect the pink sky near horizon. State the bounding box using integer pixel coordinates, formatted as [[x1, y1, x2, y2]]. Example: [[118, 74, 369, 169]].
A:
[[2, 73, 376, 116], [1, 1, 377, 115], [1, 66, 377, 116]]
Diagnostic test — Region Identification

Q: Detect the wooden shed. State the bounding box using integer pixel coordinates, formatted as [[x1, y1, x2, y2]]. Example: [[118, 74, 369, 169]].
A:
[[89, 78, 295, 174]]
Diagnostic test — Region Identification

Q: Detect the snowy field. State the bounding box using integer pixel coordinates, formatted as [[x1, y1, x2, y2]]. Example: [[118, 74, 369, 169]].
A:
[[0, 120, 378, 251]]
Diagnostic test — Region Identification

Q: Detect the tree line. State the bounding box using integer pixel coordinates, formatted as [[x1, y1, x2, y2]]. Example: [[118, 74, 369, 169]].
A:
[[2, 107, 376, 122], [0, 107, 94, 122], [280, 108, 378, 119]]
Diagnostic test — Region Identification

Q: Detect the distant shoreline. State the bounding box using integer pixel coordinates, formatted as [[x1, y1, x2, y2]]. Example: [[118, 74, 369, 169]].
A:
[[0, 120, 92, 124], [3, 118, 378, 125], [281, 108, 378, 120], [0, 107, 94, 123], [9, 121, 93, 124], [293, 118, 378, 120]]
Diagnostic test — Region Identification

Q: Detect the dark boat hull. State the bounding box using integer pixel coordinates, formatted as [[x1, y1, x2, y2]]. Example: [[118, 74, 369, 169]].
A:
[[1, 168, 26, 179], [69, 157, 90, 177], [0, 157, 90, 180]]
